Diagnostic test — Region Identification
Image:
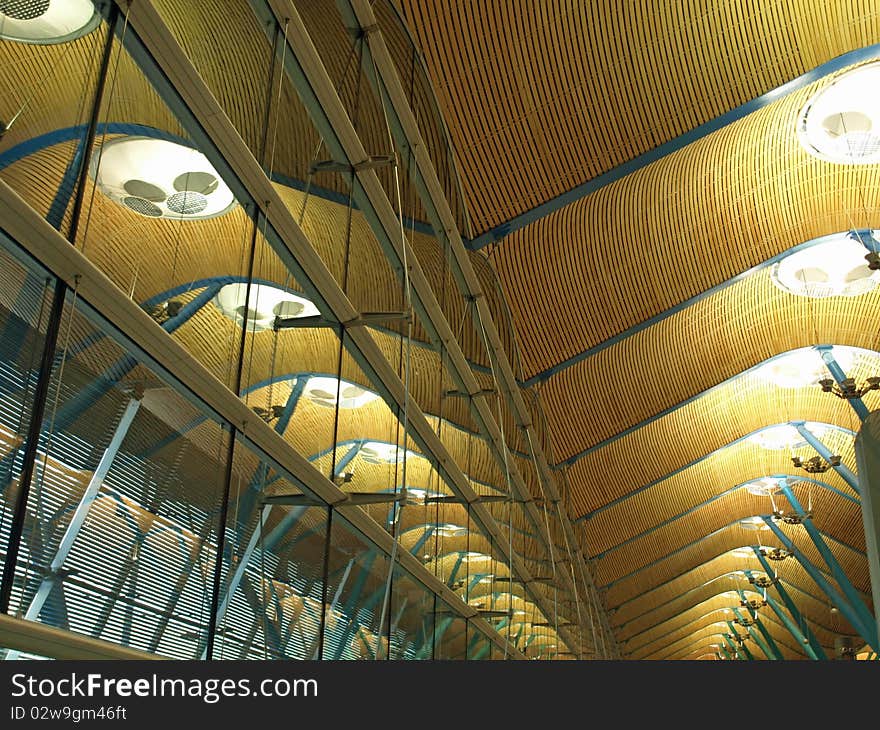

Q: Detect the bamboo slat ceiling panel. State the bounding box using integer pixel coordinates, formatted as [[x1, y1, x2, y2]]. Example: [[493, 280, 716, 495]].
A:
[[399, 1, 880, 233], [491, 75, 880, 379]]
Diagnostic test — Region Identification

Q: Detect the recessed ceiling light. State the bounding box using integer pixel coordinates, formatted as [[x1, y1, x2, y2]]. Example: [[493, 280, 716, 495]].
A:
[[214, 282, 319, 332], [772, 235, 880, 298], [754, 347, 856, 389], [91, 136, 236, 220], [798, 62, 880, 164], [303, 377, 379, 410], [0, 0, 100, 44]]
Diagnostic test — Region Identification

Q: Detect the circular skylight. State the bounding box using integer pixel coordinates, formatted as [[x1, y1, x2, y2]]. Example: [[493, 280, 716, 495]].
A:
[[772, 235, 880, 298], [798, 62, 880, 164], [754, 346, 856, 389], [743, 477, 784, 496], [739, 516, 770, 531], [747, 423, 830, 451], [730, 547, 758, 560], [302, 377, 379, 410], [91, 136, 236, 220], [359, 441, 421, 464], [214, 282, 319, 332], [0, 0, 100, 44]]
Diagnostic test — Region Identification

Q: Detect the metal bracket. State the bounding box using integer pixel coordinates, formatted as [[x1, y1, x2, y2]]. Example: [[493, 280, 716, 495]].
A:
[[309, 154, 395, 175]]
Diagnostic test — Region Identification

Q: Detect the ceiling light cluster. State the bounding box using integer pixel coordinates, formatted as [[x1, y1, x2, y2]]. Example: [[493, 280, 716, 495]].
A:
[[0, 0, 100, 44], [772, 234, 880, 299], [215, 283, 320, 332], [798, 61, 880, 164], [91, 136, 236, 220]]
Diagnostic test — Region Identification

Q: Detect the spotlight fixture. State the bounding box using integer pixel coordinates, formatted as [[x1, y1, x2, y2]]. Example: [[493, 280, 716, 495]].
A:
[[0, 0, 100, 44], [818, 376, 880, 399], [772, 509, 811, 525], [333, 471, 354, 486], [724, 631, 749, 646], [215, 283, 319, 332], [91, 136, 236, 220], [733, 616, 755, 627], [748, 573, 778, 589], [146, 299, 183, 323], [251, 403, 285, 423], [772, 235, 880, 298], [791, 454, 840, 474], [765, 547, 791, 562], [740, 597, 767, 611], [797, 61, 880, 164]]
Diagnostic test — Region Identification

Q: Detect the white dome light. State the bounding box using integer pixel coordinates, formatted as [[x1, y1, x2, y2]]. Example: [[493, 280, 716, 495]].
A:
[[772, 235, 880, 298], [359, 441, 421, 464], [215, 282, 319, 332], [739, 516, 770, 531], [91, 136, 236, 220], [754, 346, 856, 389], [747, 422, 829, 451], [0, 0, 99, 44], [798, 62, 880, 164], [743, 477, 783, 497], [302, 376, 379, 410]]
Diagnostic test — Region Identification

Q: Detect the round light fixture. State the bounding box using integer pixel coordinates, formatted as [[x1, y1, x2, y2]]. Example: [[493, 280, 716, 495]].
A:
[[755, 346, 856, 389], [743, 477, 784, 497], [214, 282, 319, 332], [435, 523, 468, 538], [798, 62, 880, 164], [302, 377, 379, 410], [91, 136, 236, 220], [359, 441, 421, 465], [772, 235, 880, 298], [747, 422, 830, 451], [731, 547, 756, 560], [0, 0, 100, 44], [739, 516, 770, 531]]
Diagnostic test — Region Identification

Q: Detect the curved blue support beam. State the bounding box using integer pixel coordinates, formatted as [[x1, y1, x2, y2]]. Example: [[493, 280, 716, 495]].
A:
[[467, 44, 880, 252], [528, 234, 878, 390], [601, 518, 865, 592], [591, 473, 858, 559], [576, 422, 856, 517]]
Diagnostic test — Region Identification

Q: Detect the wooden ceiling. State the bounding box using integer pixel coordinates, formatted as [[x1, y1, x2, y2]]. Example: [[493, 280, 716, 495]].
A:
[[2, 0, 880, 659]]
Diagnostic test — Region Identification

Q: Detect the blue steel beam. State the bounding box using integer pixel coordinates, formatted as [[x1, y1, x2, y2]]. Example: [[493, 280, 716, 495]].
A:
[[761, 517, 878, 651], [655, 625, 807, 661], [732, 608, 778, 661], [467, 45, 880, 251], [745, 560, 827, 660], [778, 484, 876, 635], [747, 589, 820, 660], [726, 621, 755, 660], [816, 346, 871, 422], [793, 421, 859, 494]]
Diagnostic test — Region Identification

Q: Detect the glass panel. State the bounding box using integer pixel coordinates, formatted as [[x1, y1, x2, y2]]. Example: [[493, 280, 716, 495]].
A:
[[4, 288, 231, 658], [321, 516, 388, 660], [211, 435, 329, 660]]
